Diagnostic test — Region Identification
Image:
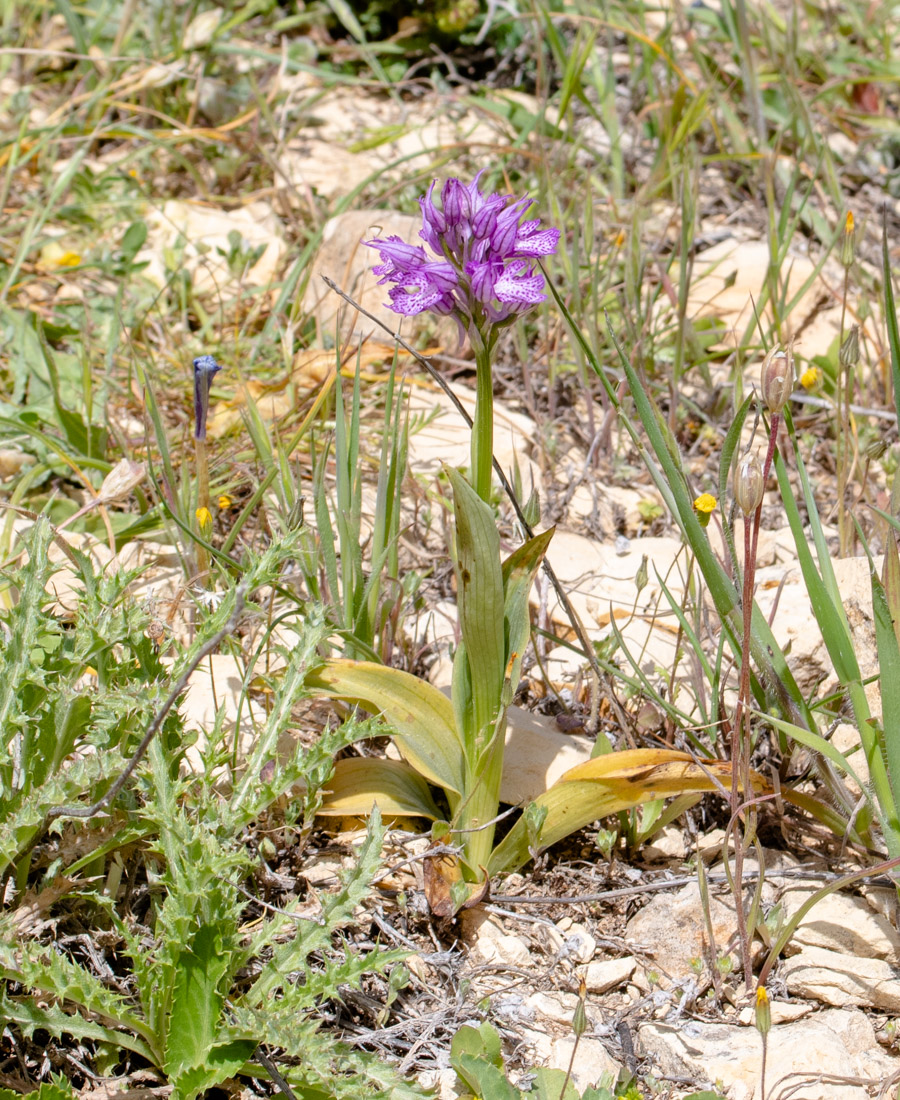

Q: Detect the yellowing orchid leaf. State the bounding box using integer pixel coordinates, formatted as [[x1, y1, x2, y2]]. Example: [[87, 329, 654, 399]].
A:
[[559, 748, 750, 791], [305, 660, 464, 801], [488, 748, 766, 875], [317, 757, 441, 820]]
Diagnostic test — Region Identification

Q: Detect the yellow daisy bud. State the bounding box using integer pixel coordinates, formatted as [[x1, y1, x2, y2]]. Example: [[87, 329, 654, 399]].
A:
[[195, 506, 213, 533], [840, 211, 855, 268], [839, 324, 859, 370], [217, 494, 233, 510], [760, 342, 795, 414], [799, 366, 821, 391], [755, 985, 771, 1037]]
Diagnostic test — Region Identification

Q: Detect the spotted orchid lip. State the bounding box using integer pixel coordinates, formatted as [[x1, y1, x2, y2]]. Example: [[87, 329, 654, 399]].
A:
[[193, 354, 222, 440]]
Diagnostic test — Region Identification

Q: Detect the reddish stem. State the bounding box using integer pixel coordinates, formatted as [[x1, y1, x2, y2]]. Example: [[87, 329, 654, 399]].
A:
[[732, 412, 781, 989]]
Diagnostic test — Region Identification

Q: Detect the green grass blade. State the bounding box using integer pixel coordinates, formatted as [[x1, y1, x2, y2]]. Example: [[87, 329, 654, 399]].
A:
[[883, 215, 900, 424], [872, 547, 900, 823], [772, 446, 860, 685], [718, 393, 754, 576]]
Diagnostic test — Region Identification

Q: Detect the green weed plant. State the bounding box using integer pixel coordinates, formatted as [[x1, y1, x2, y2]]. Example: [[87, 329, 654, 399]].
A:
[[0, 531, 419, 1100]]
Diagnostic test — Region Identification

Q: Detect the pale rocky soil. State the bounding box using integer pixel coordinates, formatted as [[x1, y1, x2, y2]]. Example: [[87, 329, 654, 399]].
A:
[[15, 11, 900, 1098]]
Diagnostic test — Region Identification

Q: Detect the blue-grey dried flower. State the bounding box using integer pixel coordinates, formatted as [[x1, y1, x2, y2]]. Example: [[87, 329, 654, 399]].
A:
[[193, 355, 221, 440]]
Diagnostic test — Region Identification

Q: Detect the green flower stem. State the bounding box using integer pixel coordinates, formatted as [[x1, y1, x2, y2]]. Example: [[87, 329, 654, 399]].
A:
[[470, 327, 495, 504], [195, 436, 210, 581], [455, 715, 507, 879]]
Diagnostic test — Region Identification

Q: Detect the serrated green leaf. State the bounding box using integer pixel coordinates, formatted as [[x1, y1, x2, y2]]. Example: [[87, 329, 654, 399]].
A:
[[165, 923, 231, 1078], [170, 1040, 256, 1100], [0, 990, 153, 1062], [454, 1053, 520, 1100], [245, 809, 388, 1007], [0, 1074, 76, 1100]]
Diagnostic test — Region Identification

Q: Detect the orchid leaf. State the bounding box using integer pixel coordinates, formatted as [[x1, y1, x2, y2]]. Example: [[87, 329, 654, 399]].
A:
[[305, 660, 464, 799], [447, 466, 505, 740], [317, 757, 442, 820], [502, 526, 554, 695], [488, 748, 761, 875]]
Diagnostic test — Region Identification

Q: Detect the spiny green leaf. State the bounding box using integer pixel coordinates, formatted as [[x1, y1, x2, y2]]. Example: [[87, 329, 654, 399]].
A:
[[169, 1040, 256, 1100], [165, 923, 232, 1079], [0, 990, 153, 1062], [0, 1074, 76, 1100]]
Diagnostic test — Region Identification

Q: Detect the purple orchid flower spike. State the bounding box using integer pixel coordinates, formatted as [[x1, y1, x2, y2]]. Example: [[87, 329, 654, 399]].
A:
[[365, 173, 559, 335], [364, 173, 558, 504], [193, 355, 222, 440]]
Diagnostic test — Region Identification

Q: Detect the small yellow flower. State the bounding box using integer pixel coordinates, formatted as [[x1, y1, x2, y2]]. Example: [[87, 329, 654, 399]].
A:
[[845, 211, 854, 235], [195, 506, 213, 531], [693, 493, 717, 527], [755, 984, 771, 1036], [799, 365, 821, 391], [217, 494, 233, 510], [38, 240, 82, 270]]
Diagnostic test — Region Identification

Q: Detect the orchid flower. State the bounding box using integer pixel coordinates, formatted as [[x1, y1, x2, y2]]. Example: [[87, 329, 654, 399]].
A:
[[365, 174, 559, 500]]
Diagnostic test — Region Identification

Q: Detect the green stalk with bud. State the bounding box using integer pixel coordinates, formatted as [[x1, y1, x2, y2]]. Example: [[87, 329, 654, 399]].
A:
[[192, 355, 221, 585]]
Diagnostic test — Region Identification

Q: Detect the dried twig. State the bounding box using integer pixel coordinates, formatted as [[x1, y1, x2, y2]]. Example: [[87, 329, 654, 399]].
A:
[[47, 587, 247, 821]]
